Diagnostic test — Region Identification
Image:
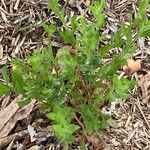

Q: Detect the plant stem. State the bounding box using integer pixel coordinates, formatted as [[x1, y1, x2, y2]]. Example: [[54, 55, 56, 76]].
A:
[[63, 142, 69, 150]]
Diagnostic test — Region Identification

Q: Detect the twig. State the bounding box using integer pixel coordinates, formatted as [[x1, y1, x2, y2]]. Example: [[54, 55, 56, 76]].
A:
[[0, 6, 23, 16], [75, 116, 84, 129], [136, 99, 150, 129]]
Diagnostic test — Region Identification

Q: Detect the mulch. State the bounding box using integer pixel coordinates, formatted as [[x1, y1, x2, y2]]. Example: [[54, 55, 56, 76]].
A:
[[0, 0, 150, 149]]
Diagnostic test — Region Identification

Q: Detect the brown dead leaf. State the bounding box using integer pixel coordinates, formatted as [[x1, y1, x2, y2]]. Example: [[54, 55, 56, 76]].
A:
[[0, 130, 28, 149], [123, 59, 141, 74], [138, 72, 150, 102], [0, 95, 22, 131], [82, 131, 104, 149], [0, 96, 36, 138]]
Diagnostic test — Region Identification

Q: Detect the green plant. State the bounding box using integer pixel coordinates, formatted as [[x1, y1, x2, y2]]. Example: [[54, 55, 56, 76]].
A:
[[0, 0, 149, 148]]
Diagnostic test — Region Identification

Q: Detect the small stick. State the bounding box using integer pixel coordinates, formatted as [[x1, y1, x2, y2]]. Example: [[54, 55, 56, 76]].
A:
[[136, 100, 150, 129], [14, 0, 20, 10], [0, 6, 23, 16]]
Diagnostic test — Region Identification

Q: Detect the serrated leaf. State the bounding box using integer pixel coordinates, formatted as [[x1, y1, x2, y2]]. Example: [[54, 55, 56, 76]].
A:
[[113, 77, 136, 91], [59, 9, 65, 22], [139, 29, 150, 37], [48, 0, 60, 13], [18, 98, 31, 107], [96, 13, 105, 28], [60, 30, 75, 44], [0, 84, 10, 96], [71, 16, 78, 32], [90, 0, 105, 28], [1, 66, 10, 83], [99, 114, 110, 129], [12, 68, 25, 94], [138, 0, 149, 17], [42, 45, 54, 62], [42, 23, 56, 37], [56, 48, 77, 78], [53, 124, 80, 143], [47, 105, 75, 124], [105, 77, 136, 102], [99, 44, 111, 57], [90, 0, 105, 17], [80, 104, 100, 134], [101, 56, 126, 77]]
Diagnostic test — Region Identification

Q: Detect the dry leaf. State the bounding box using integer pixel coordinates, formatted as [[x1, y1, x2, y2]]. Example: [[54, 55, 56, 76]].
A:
[[138, 72, 150, 102], [1, 95, 11, 109], [0, 96, 36, 138], [0, 95, 22, 131], [27, 125, 37, 142], [0, 130, 28, 149], [123, 59, 141, 74]]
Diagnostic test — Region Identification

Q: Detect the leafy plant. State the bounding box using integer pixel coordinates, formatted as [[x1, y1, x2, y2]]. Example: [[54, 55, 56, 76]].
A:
[[0, 0, 149, 148]]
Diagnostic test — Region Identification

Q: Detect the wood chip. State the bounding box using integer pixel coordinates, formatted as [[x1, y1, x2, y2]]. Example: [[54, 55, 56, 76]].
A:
[[1, 11, 7, 22], [14, 0, 20, 10], [0, 44, 3, 59]]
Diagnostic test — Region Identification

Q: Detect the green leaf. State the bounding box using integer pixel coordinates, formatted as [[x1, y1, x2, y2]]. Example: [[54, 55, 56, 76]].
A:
[[99, 114, 110, 129], [90, 0, 105, 17], [11, 68, 25, 94], [78, 16, 87, 34], [42, 23, 56, 37], [90, 0, 105, 28], [113, 77, 136, 98], [42, 45, 54, 62], [60, 30, 75, 44], [47, 105, 75, 124], [2, 0, 143, 144], [71, 16, 78, 32], [105, 88, 116, 102], [139, 28, 150, 37], [56, 48, 77, 78], [99, 44, 111, 57], [101, 56, 126, 77], [1, 66, 10, 83], [0, 84, 10, 96], [96, 13, 105, 28], [59, 9, 65, 22], [18, 98, 31, 107], [80, 104, 100, 134], [48, 0, 60, 13], [47, 105, 79, 143], [53, 124, 80, 143], [138, 0, 149, 18], [106, 77, 136, 102]]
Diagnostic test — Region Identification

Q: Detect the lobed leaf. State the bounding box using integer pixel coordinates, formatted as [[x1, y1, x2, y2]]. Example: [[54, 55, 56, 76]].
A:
[[0, 84, 10, 96]]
